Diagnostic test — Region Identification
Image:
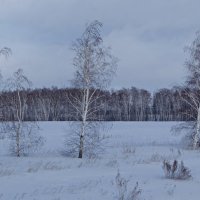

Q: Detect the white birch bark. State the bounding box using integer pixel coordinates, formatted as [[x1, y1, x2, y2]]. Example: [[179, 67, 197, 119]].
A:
[[193, 106, 200, 149]]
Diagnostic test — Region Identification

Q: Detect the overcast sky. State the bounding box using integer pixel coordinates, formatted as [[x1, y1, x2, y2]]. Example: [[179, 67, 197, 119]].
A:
[[0, 0, 200, 92]]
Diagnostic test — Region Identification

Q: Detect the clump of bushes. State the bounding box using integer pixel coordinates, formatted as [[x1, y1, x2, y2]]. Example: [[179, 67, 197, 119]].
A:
[[162, 160, 191, 180]]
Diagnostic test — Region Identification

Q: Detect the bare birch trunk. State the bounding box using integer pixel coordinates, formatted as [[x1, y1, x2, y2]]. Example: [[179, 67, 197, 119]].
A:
[[78, 88, 89, 158], [78, 135, 84, 158], [193, 106, 200, 149], [16, 90, 22, 157], [16, 123, 20, 157]]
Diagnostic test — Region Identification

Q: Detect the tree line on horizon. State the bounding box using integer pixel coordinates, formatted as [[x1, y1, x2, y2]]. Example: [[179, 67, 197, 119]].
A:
[[0, 86, 195, 122]]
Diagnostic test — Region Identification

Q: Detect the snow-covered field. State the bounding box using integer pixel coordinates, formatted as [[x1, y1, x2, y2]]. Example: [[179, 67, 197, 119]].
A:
[[0, 122, 200, 200]]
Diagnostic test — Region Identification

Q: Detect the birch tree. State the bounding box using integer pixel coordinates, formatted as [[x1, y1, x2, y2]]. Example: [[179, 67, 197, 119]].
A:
[[173, 32, 200, 149], [66, 20, 117, 158], [3, 69, 44, 156], [184, 32, 200, 149]]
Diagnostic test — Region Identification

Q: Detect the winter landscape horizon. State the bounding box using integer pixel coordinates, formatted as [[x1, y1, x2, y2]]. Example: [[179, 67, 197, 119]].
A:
[[1, 1, 200, 200]]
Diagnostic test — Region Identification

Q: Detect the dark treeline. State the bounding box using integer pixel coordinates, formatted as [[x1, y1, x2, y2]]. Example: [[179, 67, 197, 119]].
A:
[[0, 87, 194, 121]]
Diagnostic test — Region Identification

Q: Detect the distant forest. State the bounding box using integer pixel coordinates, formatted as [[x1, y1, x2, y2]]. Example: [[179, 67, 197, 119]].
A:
[[0, 86, 195, 121]]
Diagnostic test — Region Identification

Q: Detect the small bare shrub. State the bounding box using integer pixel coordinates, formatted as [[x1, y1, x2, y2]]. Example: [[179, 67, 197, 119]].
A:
[[43, 161, 64, 171], [122, 145, 136, 154], [162, 160, 191, 180], [115, 171, 141, 200], [27, 161, 43, 173]]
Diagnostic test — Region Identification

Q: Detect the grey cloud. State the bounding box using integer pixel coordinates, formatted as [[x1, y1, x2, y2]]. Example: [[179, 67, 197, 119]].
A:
[[0, 0, 200, 91]]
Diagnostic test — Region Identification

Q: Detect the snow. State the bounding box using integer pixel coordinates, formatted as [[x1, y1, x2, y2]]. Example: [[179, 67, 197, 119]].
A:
[[0, 122, 199, 200]]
